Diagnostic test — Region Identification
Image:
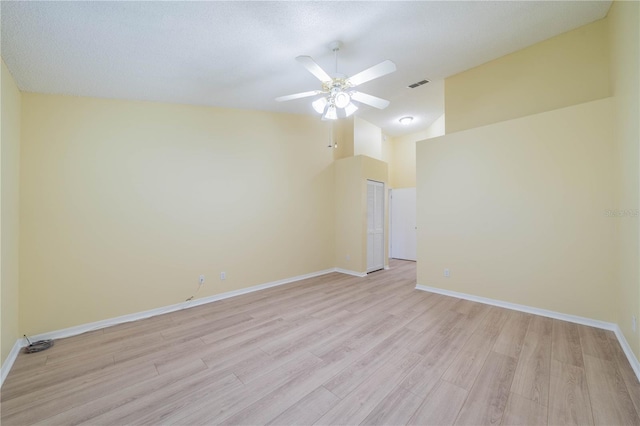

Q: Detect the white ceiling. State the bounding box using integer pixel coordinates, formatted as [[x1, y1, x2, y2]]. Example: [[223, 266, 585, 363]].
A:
[[1, 1, 611, 137]]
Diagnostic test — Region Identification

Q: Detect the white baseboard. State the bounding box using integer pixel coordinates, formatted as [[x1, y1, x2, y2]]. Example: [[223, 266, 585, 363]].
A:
[[10, 270, 636, 387], [416, 284, 640, 382], [613, 324, 640, 381], [2, 266, 358, 384], [26, 267, 336, 344], [1, 339, 23, 387], [335, 268, 367, 278], [415, 285, 615, 329]]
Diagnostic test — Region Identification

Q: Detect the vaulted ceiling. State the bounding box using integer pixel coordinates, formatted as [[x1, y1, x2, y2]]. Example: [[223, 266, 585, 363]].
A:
[[1, 1, 611, 136]]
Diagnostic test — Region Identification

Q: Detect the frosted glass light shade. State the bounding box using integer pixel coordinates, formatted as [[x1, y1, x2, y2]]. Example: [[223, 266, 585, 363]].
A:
[[344, 102, 358, 117], [312, 97, 328, 114], [324, 105, 337, 120], [334, 91, 350, 109]]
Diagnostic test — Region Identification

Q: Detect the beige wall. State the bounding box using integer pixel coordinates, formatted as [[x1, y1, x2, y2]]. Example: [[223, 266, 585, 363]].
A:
[[335, 156, 365, 272], [391, 114, 445, 189], [335, 155, 388, 273], [438, 4, 640, 358], [354, 117, 382, 160], [608, 0, 640, 357], [417, 98, 616, 322], [1, 60, 22, 366], [445, 19, 610, 133], [332, 117, 354, 160], [19, 94, 336, 335], [332, 117, 392, 171], [380, 133, 393, 170]]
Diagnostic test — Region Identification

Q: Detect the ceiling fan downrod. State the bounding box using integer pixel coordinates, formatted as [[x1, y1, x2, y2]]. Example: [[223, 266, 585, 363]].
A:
[[330, 40, 342, 75]]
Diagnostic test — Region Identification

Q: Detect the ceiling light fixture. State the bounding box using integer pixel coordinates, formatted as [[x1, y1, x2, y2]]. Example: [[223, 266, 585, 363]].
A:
[[312, 97, 328, 114], [399, 116, 414, 125], [344, 102, 358, 117], [324, 105, 338, 120], [316, 88, 357, 120], [334, 91, 350, 109], [318, 43, 356, 120]]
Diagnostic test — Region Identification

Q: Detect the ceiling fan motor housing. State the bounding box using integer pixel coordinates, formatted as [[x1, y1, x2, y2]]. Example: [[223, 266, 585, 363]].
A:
[[329, 40, 343, 52]]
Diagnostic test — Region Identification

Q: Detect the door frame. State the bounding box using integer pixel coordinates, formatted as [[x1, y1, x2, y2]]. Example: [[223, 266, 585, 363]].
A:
[[366, 179, 385, 273]]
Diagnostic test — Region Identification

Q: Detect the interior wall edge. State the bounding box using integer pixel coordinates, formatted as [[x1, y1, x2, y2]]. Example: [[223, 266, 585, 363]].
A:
[[334, 268, 368, 278], [0, 340, 22, 388], [0, 58, 22, 370]]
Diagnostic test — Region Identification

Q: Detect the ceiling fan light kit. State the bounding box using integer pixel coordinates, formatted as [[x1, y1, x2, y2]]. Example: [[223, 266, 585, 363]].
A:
[[334, 91, 350, 109], [276, 41, 396, 121], [344, 102, 358, 117], [312, 97, 328, 114]]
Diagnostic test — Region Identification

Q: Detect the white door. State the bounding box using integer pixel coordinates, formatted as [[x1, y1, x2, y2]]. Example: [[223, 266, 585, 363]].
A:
[[367, 180, 385, 273], [390, 188, 417, 261]]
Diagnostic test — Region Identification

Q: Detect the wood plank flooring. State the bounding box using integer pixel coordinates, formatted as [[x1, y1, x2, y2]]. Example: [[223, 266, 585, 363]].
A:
[[2, 260, 639, 425]]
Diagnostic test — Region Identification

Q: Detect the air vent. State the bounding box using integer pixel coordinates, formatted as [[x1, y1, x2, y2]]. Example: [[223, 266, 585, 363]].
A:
[[407, 79, 430, 89]]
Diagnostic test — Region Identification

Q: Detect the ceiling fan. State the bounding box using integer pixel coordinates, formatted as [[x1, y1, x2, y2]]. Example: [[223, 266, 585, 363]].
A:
[[276, 41, 396, 120]]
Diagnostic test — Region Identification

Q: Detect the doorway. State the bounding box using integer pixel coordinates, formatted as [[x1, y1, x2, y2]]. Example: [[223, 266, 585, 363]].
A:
[[390, 187, 417, 261], [367, 180, 385, 273]]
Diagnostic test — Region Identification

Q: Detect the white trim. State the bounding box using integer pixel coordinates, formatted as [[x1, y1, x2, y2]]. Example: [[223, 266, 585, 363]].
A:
[[415, 284, 640, 382], [1, 339, 24, 387], [2, 267, 353, 383], [7, 271, 637, 387], [613, 324, 640, 380], [26, 268, 335, 343], [416, 285, 614, 329], [335, 268, 367, 278]]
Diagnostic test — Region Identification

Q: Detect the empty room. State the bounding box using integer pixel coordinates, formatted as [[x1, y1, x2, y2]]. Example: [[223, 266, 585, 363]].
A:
[[1, 1, 639, 425]]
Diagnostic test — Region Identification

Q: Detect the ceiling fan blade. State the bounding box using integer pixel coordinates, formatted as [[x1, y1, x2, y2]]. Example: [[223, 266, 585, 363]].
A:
[[275, 90, 322, 102], [351, 91, 390, 109], [347, 60, 396, 87], [296, 56, 332, 83]]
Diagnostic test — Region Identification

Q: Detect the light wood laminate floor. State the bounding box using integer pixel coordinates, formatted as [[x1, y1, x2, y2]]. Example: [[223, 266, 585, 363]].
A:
[[2, 260, 639, 425]]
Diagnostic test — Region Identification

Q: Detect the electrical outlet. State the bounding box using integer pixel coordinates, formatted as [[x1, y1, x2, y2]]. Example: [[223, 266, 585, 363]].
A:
[[220, 272, 226, 280], [444, 268, 450, 278], [346, 254, 350, 261], [199, 275, 205, 285], [633, 315, 637, 332]]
